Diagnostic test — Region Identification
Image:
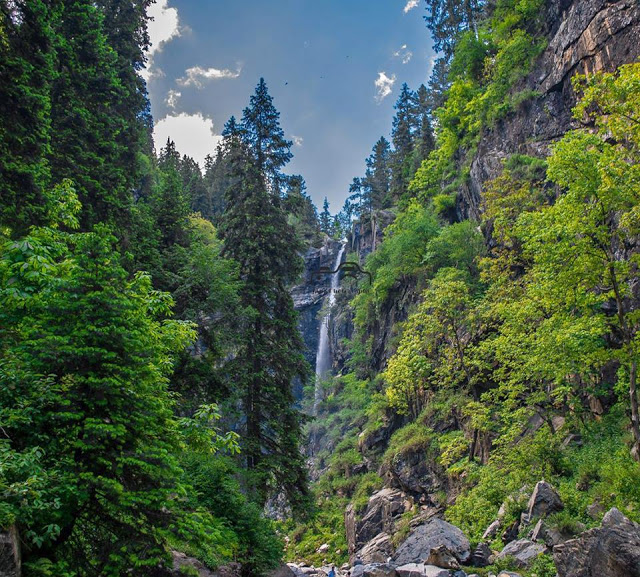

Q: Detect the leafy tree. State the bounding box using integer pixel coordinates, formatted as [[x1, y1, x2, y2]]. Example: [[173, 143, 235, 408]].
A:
[[424, 0, 486, 60], [0, 201, 197, 574]]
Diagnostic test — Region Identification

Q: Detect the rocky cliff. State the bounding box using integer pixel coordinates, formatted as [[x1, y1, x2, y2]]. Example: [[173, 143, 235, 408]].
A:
[[460, 0, 640, 220]]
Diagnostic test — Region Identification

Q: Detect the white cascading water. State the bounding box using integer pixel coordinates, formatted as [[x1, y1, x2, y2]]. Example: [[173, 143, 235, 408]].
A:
[[313, 243, 346, 415]]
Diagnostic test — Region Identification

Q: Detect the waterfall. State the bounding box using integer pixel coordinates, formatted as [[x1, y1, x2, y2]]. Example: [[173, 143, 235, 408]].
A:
[[313, 243, 346, 415]]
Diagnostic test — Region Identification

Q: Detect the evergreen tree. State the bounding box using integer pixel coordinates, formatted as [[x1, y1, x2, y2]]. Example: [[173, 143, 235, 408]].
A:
[[424, 0, 485, 60], [48, 0, 134, 229], [413, 84, 436, 171], [364, 136, 392, 210], [390, 84, 418, 200], [320, 197, 332, 235], [220, 137, 310, 511], [0, 0, 54, 236], [241, 78, 293, 193]]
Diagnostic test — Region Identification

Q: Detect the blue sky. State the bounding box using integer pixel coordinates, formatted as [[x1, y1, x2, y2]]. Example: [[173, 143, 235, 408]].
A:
[[146, 0, 435, 212]]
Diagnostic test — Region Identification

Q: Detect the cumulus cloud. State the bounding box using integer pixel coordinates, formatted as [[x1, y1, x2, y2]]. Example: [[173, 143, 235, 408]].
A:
[[292, 135, 304, 147], [403, 0, 420, 13], [393, 44, 413, 64], [374, 72, 396, 103], [165, 89, 181, 109], [153, 113, 222, 167], [177, 66, 242, 88], [143, 0, 182, 81]]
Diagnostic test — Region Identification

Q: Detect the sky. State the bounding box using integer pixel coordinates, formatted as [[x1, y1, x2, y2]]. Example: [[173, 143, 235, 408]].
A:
[[146, 0, 436, 212]]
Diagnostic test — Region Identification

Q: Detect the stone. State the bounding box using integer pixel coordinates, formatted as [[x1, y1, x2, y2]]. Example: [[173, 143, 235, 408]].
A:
[[393, 518, 471, 565], [470, 542, 492, 567], [171, 550, 218, 576], [346, 488, 409, 555], [357, 533, 394, 564], [586, 501, 605, 519], [497, 573, 522, 577], [497, 539, 545, 568], [482, 519, 501, 540], [269, 566, 297, 577], [501, 520, 520, 545], [361, 563, 397, 577], [318, 543, 330, 554], [0, 526, 20, 577], [423, 567, 450, 577], [425, 544, 460, 569], [527, 481, 564, 520], [554, 507, 640, 577], [395, 563, 426, 577]]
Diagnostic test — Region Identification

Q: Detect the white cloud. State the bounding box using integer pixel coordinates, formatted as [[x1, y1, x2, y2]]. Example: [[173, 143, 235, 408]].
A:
[[177, 66, 242, 88], [165, 89, 181, 109], [153, 113, 222, 167], [403, 0, 420, 13], [142, 0, 182, 81], [292, 135, 304, 147], [393, 44, 413, 64], [374, 72, 396, 103]]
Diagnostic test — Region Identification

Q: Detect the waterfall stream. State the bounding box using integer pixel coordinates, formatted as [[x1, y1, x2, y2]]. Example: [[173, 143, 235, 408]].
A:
[[313, 243, 346, 415]]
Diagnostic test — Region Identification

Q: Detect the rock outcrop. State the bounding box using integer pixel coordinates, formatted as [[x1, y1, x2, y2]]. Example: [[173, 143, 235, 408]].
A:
[[496, 539, 546, 568], [553, 507, 640, 577], [346, 488, 410, 559], [462, 0, 640, 220], [392, 518, 471, 566]]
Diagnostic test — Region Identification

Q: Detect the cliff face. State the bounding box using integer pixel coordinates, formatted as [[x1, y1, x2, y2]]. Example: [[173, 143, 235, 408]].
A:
[[292, 239, 343, 399], [460, 0, 640, 220]]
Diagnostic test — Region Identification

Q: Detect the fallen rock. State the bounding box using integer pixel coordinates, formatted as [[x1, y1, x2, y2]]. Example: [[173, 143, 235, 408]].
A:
[[482, 519, 501, 540], [357, 533, 394, 564], [395, 563, 425, 577], [497, 573, 522, 577], [0, 526, 21, 577], [269, 566, 297, 577], [527, 481, 564, 520], [393, 518, 471, 565], [554, 507, 640, 577], [171, 551, 218, 576], [496, 539, 545, 568], [318, 543, 330, 554], [425, 544, 460, 569], [501, 519, 520, 545], [361, 563, 397, 577], [470, 542, 492, 567]]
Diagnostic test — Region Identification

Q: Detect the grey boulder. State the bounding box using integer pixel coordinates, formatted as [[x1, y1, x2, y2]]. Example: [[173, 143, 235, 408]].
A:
[[496, 539, 545, 568], [393, 518, 471, 565], [553, 507, 640, 577]]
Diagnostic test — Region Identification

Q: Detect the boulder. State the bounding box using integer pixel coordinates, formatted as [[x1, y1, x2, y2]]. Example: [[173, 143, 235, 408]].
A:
[[357, 533, 394, 564], [497, 539, 545, 568], [501, 520, 520, 545], [527, 481, 564, 520], [269, 566, 297, 577], [554, 507, 640, 577], [424, 545, 460, 569], [317, 543, 330, 554], [497, 573, 522, 577], [0, 526, 20, 577], [393, 518, 471, 565], [361, 563, 397, 577], [395, 565, 449, 577], [470, 542, 492, 567], [482, 519, 501, 540], [171, 551, 218, 576], [346, 489, 409, 555]]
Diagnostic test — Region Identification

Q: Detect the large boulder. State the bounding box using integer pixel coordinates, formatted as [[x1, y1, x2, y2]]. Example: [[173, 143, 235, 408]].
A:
[[393, 518, 471, 565], [526, 481, 564, 521], [496, 539, 545, 568], [424, 545, 459, 569], [346, 489, 410, 556], [395, 565, 448, 577], [357, 533, 394, 564], [554, 507, 640, 577], [360, 563, 397, 577]]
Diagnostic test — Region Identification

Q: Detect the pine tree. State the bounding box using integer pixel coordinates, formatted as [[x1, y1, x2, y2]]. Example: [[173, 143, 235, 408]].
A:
[[424, 0, 485, 60], [220, 136, 309, 510], [241, 78, 293, 193], [413, 84, 436, 171], [364, 137, 392, 210], [0, 0, 54, 236], [390, 84, 418, 200], [320, 197, 332, 235]]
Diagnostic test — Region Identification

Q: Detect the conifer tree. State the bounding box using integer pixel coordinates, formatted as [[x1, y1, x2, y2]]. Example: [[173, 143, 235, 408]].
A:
[[0, 0, 54, 235], [320, 197, 332, 235], [390, 84, 418, 199], [241, 78, 293, 193], [364, 137, 392, 210], [220, 126, 310, 511]]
